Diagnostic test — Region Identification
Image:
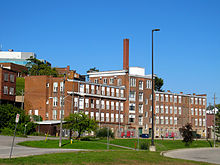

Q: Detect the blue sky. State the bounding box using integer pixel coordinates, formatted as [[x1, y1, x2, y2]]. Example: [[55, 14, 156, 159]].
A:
[[0, 0, 220, 104]]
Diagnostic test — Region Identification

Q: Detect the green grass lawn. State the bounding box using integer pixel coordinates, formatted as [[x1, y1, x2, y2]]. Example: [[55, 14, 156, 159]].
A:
[[0, 151, 211, 165]]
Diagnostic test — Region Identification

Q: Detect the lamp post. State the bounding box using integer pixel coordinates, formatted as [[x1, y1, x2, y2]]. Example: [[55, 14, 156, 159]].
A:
[[151, 29, 160, 150]]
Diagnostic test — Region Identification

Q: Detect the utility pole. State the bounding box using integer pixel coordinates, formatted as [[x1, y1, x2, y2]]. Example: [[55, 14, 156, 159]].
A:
[[213, 93, 216, 148], [59, 74, 66, 148]]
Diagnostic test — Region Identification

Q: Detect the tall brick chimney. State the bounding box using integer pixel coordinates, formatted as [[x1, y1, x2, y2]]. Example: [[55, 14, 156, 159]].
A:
[[123, 39, 129, 70]]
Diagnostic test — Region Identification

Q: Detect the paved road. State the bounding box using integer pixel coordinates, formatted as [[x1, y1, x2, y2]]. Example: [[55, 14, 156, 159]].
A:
[[163, 147, 220, 164], [0, 135, 87, 158]]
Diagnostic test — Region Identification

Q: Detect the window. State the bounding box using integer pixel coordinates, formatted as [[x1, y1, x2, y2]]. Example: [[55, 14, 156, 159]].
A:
[[91, 85, 95, 94], [9, 87, 14, 95], [170, 117, 173, 124], [74, 98, 78, 107], [60, 97, 64, 106], [96, 100, 100, 109], [116, 102, 119, 110], [156, 94, 159, 101], [199, 109, 202, 116], [103, 78, 107, 84], [145, 111, 148, 117], [96, 86, 100, 94], [139, 104, 143, 113], [150, 106, 152, 111], [86, 84, 89, 93], [111, 102, 114, 110], [195, 118, 198, 126], [46, 112, 49, 118], [160, 106, 164, 113], [129, 103, 135, 112], [35, 110, 38, 116], [165, 95, 168, 102], [116, 89, 119, 97], [91, 99, 94, 108], [94, 79, 98, 84], [146, 80, 152, 89], [60, 82, 64, 92], [165, 117, 168, 125], [101, 113, 104, 122], [106, 101, 109, 110], [120, 89, 124, 97], [120, 102, 124, 111], [109, 78, 114, 84], [116, 114, 119, 122], [85, 111, 89, 115], [139, 116, 143, 125], [111, 88, 114, 97], [199, 118, 202, 126], [203, 109, 206, 116], [145, 99, 148, 105], [29, 110, 32, 115], [174, 117, 177, 125], [10, 74, 14, 82], [149, 117, 152, 124], [170, 95, 173, 102], [203, 118, 206, 126], [160, 95, 164, 102], [203, 99, 206, 105], [107, 87, 110, 96], [53, 82, 58, 92], [60, 110, 64, 119], [79, 98, 84, 109], [139, 92, 143, 102], [111, 114, 114, 122], [85, 99, 89, 108], [195, 98, 198, 104], [53, 110, 57, 120], [139, 81, 143, 90], [165, 106, 168, 114], [53, 97, 58, 106], [130, 78, 136, 87], [174, 106, 177, 114], [101, 87, 105, 95], [178, 96, 181, 103], [145, 124, 148, 130], [150, 94, 152, 100], [96, 112, 99, 121], [178, 107, 182, 115], [195, 108, 198, 115], [4, 73, 8, 81], [191, 98, 194, 104], [106, 113, 109, 122], [160, 117, 164, 125], [156, 106, 159, 113], [90, 112, 94, 119], [170, 106, 173, 114], [117, 79, 122, 86], [199, 98, 202, 105], [191, 108, 194, 115], [174, 96, 177, 103], [120, 114, 123, 122], [156, 116, 159, 124], [46, 83, 49, 87], [101, 100, 105, 109], [129, 91, 136, 101]]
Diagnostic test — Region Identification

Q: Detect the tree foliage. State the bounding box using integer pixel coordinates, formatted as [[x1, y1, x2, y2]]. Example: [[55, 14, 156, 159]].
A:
[[215, 111, 220, 140], [154, 77, 164, 92], [95, 127, 114, 138], [64, 112, 98, 139], [87, 67, 99, 73], [180, 123, 194, 146], [26, 56, 58, 77]]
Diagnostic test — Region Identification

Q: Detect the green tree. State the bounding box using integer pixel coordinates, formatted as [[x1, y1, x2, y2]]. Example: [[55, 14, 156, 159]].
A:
[[87, 67, 99, 73], [154, 77, 164, 92], [95, 127, 114, 138], [214, 111, 220, 141], [180, 123, 194, 146], [64, 112, 98, 139], [26, 56, 58, 77]]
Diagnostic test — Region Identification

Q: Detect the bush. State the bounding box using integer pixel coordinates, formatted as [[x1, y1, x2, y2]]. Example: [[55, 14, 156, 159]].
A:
[[140, 141, 149, 150], [0, 128, 14, 136], [96, 127, 114, 138], [80, 136, 96, 141]]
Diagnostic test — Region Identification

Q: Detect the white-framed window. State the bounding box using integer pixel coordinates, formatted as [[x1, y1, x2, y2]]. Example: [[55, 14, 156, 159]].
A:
[[106, 101, 109, 110], [156, 94, 159, 101], [60, 97, 64, 106], [170, 117, 173, 125], [195, 108, 198, 115], [120, 102, 124, 111], [107, 87, 110, 96], [199, 118, 202, 126], [129, 103, 135, 112], [139, 116, 143, 125], [145, 99, 148, 105], [46, 112, 49, 118], [29, 110, 32, 115], [203, 99, 206, 105], [4, 73, 8, 81], [145, 111, 148, 117], [74, 97, 78, 107], [170, 95, 173, 102], [156, 116, 159, 124], [86, 84, 89, 93], [10, 74, 15, 82], [170, 106, 173, 114], [101, 86, 105, 95], [106, 113, 109, 122], [130, 78, 136, 87], [139, 81, 143, 90], [53, 110, 57, 120], [160, 94, 164, 102], [191, 98, 194, 104], [174, 96, 177, 103], [96, 112, 99, 121], [195, 118, 198, 126], [129, 91, 136, 101], [34, 110, 38, 116], [178, 96, 181, 103], [116, 102, 119, 110], [85, 99, 89, 108], [160, 106, 164, 113], [179, 107, 182, 115], [160, 117, 164, 125], [116, 114, 119, 122], [156, 106, 159, 113], [165, 106, 168, 114], [9, 87, 14, 95], [101, 100, 105, 109], [174, 106, 177, 114], [139, 92, 143, 102], [96, 100, 100, 109], [111, 101, 114, 110], [103, 78, 107, 84], [150, 106, 152, 111], [145, 124, 148, 130], [199, 109, 202, 116], [79, 98, 84, 109], [90, 112, 94, 119], [101, 113, 104, 122], [60, 82, 64, 92], [109, 78, 114, 84], [53, 82, 58, 92], [116, 89, 119, 97], [149, 117, 152, 124], [199, 98, 202, 105], [195, 98, 198, 104], [165, 95, 168, 102], [111, 114, 114, 122], [146, 80, 152, 89], [203, 118, 206, 126], [191, 108, 194, 115], [94, 79, 98, 84], [150, 94, 152, 100], [96, 86, 100, 94], [60, 110, 64, 119], [165, 117, 168, 125], [117, 79, 122, 86], [120, 89, 124, 97], [120, 114, 123, 122], [203, 109, 206, 116], [111, 88, 114, 97], [53, 97, 58, 106], [85, 111, 89, 115], [91, 85, 95, 94], [139, 104, 143, 113], [174, 117, 177, 125]]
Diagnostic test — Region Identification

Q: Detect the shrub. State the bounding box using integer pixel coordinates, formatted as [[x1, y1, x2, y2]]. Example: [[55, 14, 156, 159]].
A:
[[96, 127, 114, 138], [0, 128, 14, 136], [140, 141, 149, 150]]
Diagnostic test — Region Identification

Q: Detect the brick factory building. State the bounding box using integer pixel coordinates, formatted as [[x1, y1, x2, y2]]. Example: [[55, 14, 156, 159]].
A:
[[24, 39, 207, 138]]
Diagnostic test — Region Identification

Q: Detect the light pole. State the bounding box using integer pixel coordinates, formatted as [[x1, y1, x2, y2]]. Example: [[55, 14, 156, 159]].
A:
[[151, 28, 160, 150]]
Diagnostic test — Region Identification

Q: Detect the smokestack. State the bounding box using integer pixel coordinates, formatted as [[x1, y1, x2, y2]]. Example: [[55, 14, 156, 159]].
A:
[[123, 39, 129, 70]]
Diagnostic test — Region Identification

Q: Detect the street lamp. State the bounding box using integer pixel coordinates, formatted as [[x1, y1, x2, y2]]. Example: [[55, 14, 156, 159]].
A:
[[151, 28, 160, 151]]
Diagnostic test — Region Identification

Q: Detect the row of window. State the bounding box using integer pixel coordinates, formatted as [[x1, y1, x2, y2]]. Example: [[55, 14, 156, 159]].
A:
[[130, 78, 152, 89], [191, 97, 206, 105], [3, 86, 14, 95], [94, 78, 122, 86], [4, 73, 15, 82], [191, 108, 206, 116]]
